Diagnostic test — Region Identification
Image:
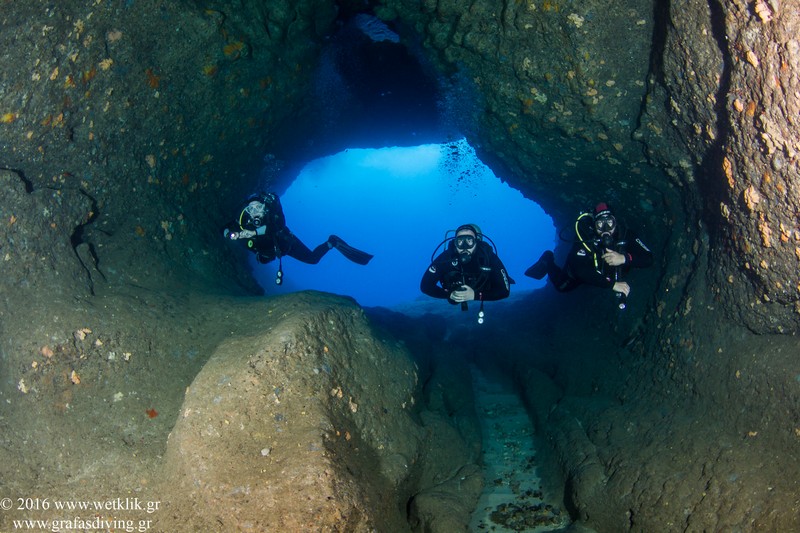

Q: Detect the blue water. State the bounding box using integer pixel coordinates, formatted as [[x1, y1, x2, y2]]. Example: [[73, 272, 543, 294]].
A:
[[251, 139, 555, 307]]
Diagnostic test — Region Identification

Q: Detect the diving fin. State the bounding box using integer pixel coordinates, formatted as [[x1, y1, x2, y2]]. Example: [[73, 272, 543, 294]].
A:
[[329, 235, 374, 265], [525, 250, 554, 279]]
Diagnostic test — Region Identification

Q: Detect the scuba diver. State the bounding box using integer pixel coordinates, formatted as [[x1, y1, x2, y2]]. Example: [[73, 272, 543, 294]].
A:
[[524, 202, 653, 309], [420, 223, 511, 323], [222, 192, 373, 284]]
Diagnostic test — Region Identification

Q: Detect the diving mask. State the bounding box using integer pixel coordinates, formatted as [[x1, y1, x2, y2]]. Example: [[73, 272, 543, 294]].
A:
[[594, 214, 616, 234], [455, 235, 476, 251], [245, 201, 266, 226]]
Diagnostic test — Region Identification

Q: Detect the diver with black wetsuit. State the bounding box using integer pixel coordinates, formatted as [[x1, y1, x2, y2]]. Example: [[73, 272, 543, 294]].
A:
[[420, 224, 511, 313], [222, 192, 373, 283], [525, 202, 653, 306]]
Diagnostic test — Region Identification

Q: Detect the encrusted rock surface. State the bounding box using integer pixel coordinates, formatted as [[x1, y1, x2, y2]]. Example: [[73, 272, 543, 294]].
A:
[[161, 293, 443, 531], [0, 0, 337, 292], [380, 0, 660, 204], [0, 291, 482, 532], [709, 2, 800, 333]]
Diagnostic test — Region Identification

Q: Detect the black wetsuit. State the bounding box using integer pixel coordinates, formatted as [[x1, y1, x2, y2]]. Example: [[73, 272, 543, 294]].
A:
[[547, 216, 653, 292], [222, 193, 331, 265], [420, 241, 511, 302]]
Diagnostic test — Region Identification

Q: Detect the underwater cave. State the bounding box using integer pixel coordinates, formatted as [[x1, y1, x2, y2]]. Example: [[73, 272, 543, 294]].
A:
[[1, 1, 799, 532]]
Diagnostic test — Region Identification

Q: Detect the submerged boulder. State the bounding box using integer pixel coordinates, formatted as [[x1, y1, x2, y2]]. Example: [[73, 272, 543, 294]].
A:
[[159, 292, 479, 531]]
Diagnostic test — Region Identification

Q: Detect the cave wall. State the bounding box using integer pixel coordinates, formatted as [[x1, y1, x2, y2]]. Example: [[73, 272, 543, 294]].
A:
[[633, 0, 800, 334], [709, 1, 800, 333], [0, 0, 337, 295]]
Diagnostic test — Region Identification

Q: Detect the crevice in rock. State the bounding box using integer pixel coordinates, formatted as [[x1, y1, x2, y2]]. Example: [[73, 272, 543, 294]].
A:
[[637, 0, 670, 123], [0, 167, 33, 192], [69, 190, 105, 294], [700, 0, 734, 213]]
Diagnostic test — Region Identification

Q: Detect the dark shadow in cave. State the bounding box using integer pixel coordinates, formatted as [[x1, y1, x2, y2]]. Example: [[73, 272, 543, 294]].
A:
[[700, 0, 734, 220], [274, 13, 448, 166]]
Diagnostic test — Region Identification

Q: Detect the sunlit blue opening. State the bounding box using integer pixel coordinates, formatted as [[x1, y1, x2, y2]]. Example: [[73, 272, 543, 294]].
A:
[[251, 139, 555, 308]]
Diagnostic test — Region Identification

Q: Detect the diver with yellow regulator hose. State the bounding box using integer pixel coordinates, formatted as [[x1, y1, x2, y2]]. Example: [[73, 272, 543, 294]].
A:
[[524, 203, 653, 309], [222, 192, 373, 285]]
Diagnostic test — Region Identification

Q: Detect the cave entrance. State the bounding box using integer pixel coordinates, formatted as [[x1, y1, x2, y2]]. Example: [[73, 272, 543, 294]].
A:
[[248, 13, 556, 307], [251, 139, 555, 308]]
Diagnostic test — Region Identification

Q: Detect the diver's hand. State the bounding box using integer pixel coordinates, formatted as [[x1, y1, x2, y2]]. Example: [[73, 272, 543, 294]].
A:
[[232, 229, 255, 239], [612, 281, 630, 297], [603, 249, 626, 266], [450, 285, 475, 303]]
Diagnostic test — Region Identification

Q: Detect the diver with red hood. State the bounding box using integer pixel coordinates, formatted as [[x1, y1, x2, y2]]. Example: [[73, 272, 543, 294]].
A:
[[525, 203, 653, 308]]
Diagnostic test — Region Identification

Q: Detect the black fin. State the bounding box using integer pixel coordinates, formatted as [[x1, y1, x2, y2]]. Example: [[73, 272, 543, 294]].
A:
[[331, 236, 373, 265], [524, 250, 553, 279]]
